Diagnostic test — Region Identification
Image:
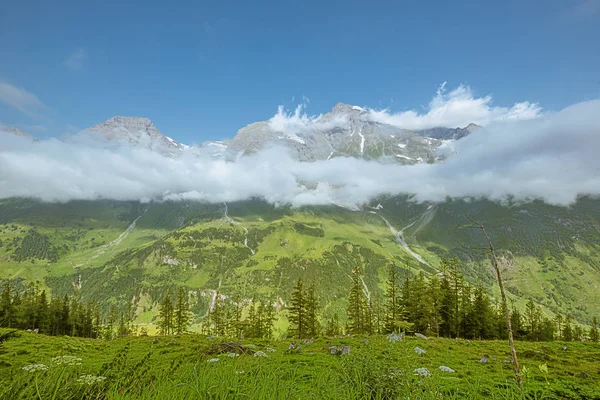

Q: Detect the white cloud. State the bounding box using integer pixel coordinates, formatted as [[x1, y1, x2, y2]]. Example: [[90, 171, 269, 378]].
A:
[[0, 81, 49, 118], [367, 82, 543, 129], [1, 99, 598, 207], [268, 103, 348, 134], [65, 48, 87, 70]]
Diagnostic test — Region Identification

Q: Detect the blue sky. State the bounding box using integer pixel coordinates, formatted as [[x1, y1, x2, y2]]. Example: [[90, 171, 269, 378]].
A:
[[0, 0, 598, 143]]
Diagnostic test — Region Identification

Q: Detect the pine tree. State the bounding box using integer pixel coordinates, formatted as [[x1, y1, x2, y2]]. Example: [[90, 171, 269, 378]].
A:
[[347, 267, 367, 335], [562, 314, 573, 342], [0, 280, 15, 328], [288, 278, 307, 339], [524, 299, 541, 341], [404, 273, 430, 334], [438, 273, 456, 337], [305, 282, 320, 337], [554, 314, 563, 340], [104, 304, 117, 339], [510, 304, 525, 339], [261, 301, 276, 339], [325, 313, 341, 336], [573, 325, 583, 341], [384, 266, 401, 333], [472, 286, 493, 339], [37, 290, 50, 333], [428, 274, 441, 337], [158, 291, 174, 335], [174, 286, 192, 334], [459, 284, 474, 339], [209, 291, 226, 336], [589, 317, 599, 342]]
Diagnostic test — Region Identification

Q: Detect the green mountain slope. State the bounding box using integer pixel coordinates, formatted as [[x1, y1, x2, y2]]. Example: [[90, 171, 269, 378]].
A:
[[1, 197, 599, 327]]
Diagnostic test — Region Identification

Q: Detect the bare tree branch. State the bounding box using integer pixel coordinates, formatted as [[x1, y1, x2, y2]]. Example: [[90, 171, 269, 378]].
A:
[[465, 213, 522, 389]]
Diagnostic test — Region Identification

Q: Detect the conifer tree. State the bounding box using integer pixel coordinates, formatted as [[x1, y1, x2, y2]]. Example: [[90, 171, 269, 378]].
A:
[[305, 282, 320, 337], [384, 266, 401, 333], [0, 280, 15, 328], [347, 267, 367, 335], [562, 313, 573, 341], [174, 286, 192, 334], [472, 286, 493, 339], [589, 317, 599, 342], [554, 314, 563, 339], [428, 274, 441, 337], [288, 278, 307, 338], [158, 291, 174, 335], [325, 313, 341, 336]]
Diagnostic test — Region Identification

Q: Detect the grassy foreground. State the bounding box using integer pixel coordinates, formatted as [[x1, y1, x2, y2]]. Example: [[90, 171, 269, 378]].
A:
[[1, 329, 599, 399]]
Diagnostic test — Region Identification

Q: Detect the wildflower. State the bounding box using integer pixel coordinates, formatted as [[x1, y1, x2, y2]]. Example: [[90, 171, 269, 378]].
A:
[[207, 358, 220, 363], [235, 370, 245, 374], [22, 364, 48, 373], [227, 353, 239, 358], [414, 347, 426, 355], [439, 366, 455, 373], [479, 355, 489, 363], [253, 351, 268, 358], [413, 368, 431, 377], [51, 356, 82, 366], [266, 347, 276, 353], [77, 374, 106, 386], [387, 332, 403, 343]]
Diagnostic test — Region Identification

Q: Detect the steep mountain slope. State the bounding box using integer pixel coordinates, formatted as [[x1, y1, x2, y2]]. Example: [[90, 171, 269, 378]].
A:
[[228, 103, 470, 163], [1, 197, 598, 327], [81, 116, 188, 156], [0, 125, 37, 141]]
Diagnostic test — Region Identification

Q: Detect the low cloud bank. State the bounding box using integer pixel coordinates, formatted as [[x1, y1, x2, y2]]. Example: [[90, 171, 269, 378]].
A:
[[1, 99, 599, 207]]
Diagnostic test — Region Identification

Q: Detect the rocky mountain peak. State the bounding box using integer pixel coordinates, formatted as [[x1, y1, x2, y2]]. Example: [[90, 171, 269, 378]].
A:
[[83, 116, 186, 155], [0, 125, 37, 141]]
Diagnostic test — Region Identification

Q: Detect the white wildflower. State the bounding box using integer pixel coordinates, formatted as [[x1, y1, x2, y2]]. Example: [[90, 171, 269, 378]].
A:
[[22, 364, 48, 373], [266, 347, 276, 353], [77, 374, 106, 385], [439, 366, 456, 373], [414, 347, 426, 355], [51, 356, 82, 366], [253, 351, 268, 358], [207, 358, 220, 363], [227, 353, 239, 358], [413, 367, 431, 377], [387, 332, 403, 343]]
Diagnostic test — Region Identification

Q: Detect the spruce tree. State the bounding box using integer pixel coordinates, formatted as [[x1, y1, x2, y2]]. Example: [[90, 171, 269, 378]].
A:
[[325, 313, 341, 336], [428, 274, 441, 337], [347, 267, 368, 335], [589, 317, 599, 342], [158, 291, 174, 335], [0, 280, 15, 328], [305, 282, 320, 337], [174, 286, 191, 334], [288, 278, 307, 339], [384, 266, 401, 333], [562, 314, 573, 341]]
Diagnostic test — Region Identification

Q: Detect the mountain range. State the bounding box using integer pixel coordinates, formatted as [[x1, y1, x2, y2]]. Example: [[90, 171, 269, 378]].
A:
[[1, 105, 599, 332], [1, 103, 480, 164]]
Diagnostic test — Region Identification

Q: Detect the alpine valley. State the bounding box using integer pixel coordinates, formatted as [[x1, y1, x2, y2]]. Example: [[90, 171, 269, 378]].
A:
[[1, 104, 599, 335]]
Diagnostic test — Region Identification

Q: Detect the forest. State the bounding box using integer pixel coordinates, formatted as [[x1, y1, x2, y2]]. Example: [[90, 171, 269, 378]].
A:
[[1, 258, 598, 343]]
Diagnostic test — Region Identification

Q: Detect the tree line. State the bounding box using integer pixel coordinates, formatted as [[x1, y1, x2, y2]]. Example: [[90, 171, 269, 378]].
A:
[[284, 258, 599, 342], [0, 281, 134, 339], [2, 257, 599, 342]]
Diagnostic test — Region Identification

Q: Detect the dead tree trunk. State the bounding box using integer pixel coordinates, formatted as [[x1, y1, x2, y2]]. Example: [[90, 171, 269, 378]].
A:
[[466, 215, 522, 388]]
